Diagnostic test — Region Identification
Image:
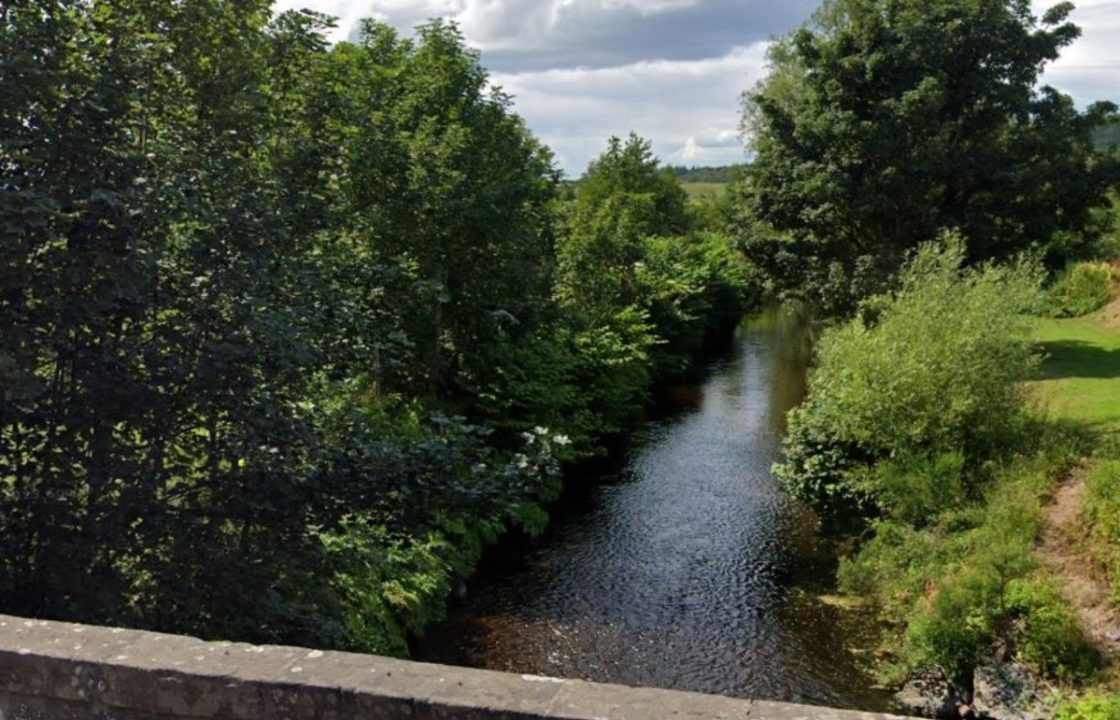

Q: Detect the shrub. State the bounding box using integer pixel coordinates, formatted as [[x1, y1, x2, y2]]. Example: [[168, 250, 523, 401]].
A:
[[776, 238, 1044, 524], [1006, 579, 1099, 682], [852, 452, 966, 527], [1048, 262, 1114, 318], [1054, 696, 1120, 720], [908, 567, 1003, 680], [471, 311, 658, 455], [1085, 460, 1120, 543], [839, 435, 1090, 684]]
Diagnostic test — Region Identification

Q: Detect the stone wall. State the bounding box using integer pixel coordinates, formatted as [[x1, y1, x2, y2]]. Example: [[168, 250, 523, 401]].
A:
[[0, 614, 910, 720]]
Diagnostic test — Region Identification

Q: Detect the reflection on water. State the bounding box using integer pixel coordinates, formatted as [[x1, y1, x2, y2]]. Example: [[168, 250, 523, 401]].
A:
[[415, 309, 889, 711]]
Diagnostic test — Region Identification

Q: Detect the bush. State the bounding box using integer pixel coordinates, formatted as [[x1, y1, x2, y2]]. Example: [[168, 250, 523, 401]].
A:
[[1048, 262, 1114, 318], [1005, 579, 1099, 682], [776, 238, 1044, 523], [908, 567, 1004, 680], [1054, 696, 1120, 720], [838, 433, 1090, 685], [639, 232, 758, 377], [471, 311, 658, 455], [852, 452, 966, 527], [1085, 460, 1120, 542]]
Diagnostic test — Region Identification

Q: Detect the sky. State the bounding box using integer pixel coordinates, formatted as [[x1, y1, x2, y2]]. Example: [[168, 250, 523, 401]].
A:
[[271, 0, 1120, 176]]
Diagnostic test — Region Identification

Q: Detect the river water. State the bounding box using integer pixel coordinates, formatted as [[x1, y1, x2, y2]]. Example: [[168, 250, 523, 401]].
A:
[[415, 311, 890, 711]]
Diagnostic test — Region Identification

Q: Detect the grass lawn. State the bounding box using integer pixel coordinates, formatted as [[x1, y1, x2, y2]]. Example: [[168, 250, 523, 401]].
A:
[[1032, 303, 1120, 435], [681, 181, 726, 200]]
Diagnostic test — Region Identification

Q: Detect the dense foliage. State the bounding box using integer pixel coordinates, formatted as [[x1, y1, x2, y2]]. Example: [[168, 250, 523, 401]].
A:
[[841, 441, 1098, 687], [0, 4, 755, 653], [737, 0, 1119, 314], [1084, 461, 1120, 603], [772, 242, 1106, 691], [1047, 262, 1115, 318], [1055, 696, 1120, 720], [737, 0, 1120, 707], [1094, 122, 1120, 152], [776, 240, 1043, 524]]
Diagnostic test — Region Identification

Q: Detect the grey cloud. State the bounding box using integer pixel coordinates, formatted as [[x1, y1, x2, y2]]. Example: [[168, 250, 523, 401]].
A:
[[276, 0, 817, 70], [273, 0, 1120, 173], [471, 0, 819, 71], [1039, 1, 1120, 107], [492, 45, 769, 172]]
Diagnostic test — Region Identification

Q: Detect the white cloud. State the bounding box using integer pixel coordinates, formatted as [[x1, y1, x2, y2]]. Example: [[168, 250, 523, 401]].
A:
[[1037, 0, 1120, 107], [490, 44, 769, 172], [274, 0, 716, 48], [272, 1, 1120, 173]]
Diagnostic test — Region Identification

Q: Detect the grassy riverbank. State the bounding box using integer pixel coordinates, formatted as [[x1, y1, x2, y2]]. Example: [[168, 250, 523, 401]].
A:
[[1033, 304, 1120, 434], [1027, 299, 1120, 715], [775, 248, 1120, 715]]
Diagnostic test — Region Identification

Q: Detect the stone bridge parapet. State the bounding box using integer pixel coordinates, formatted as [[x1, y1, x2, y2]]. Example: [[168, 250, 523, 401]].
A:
[[0, 614, 912, 720]]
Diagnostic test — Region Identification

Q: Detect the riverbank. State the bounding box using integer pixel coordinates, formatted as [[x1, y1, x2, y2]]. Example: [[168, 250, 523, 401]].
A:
[[415, 311, 892, 711], [765, 247, 1120, 719], [873, 291, 1120, 718], [1027, 298, 1120, 716]]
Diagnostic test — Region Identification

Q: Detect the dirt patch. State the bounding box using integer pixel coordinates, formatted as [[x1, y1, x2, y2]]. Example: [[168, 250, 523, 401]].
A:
[[1099, 297, 1120, 330], [1037, 466, 1120, 655]]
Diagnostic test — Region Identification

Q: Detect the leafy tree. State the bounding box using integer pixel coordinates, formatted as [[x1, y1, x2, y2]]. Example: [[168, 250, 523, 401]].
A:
[[0, 2, 558, 651], [558, 133, 698, 322], [1093, 121, 1120, 152], [738, 0, 1119, 313], [330, 20, 559, 398], [577, 133, 689, 236], [0, 5, 756, 656]]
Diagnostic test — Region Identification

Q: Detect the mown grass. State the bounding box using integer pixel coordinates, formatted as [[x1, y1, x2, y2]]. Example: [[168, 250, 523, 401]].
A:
[[1032, 305, 1120, 435]]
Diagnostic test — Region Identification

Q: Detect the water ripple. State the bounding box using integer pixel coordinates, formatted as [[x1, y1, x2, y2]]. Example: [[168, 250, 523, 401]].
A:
[[416, 313, 890, 711]]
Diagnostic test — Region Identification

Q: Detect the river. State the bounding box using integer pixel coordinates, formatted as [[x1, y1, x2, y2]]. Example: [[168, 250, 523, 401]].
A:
[[415, 310, 891, 711]]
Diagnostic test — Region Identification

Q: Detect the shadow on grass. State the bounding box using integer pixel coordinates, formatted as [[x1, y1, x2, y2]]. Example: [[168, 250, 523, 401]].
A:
[[1037, 340, 1120, 381]]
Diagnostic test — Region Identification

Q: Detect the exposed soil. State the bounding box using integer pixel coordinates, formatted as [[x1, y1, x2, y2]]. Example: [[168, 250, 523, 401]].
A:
[[1037, 466, 1120, 655], [1100, 297, 1120, 330]]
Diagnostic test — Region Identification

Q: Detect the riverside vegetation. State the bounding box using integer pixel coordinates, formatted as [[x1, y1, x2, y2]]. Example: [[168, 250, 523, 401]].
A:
[[0, 5, 752, 655], [4, 0, 1120, 718], [734, 0, 1120, 712], [737, 0, 1120, 716]]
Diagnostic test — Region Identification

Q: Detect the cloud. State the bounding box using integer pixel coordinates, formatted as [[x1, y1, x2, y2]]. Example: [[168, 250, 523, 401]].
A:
[[273, 0, 817, 69], [490, 44, 770, 172], [271, 0, 1120, 173], [1038, 0, 1120, 107]]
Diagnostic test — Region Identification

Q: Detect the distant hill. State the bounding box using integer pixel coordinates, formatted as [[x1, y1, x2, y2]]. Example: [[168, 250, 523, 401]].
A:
[[1093, 122, 1120, 151], [671, 165, 744, 184]]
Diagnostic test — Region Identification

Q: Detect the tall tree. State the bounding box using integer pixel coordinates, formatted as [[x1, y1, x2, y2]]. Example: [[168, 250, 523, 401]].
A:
[[578, 133, 689, 236], [738, 0, 1119, 313], [332, 20, 559, 398]]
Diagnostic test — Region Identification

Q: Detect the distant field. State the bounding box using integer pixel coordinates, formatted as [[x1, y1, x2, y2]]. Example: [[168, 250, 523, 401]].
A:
[[1031, 300, 1120, 434], [681, 182, 727, 200]]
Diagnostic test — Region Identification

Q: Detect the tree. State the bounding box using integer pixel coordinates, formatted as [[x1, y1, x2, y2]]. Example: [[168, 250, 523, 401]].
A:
[[738, 0, 1119, 314], [0, 5, 756, 656], [577, 133, 689, 236], [558, 134, 693, 316], [331, 20, 560, 399]]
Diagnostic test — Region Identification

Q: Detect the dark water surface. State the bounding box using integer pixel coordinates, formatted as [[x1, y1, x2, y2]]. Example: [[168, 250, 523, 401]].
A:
[[415, 311, 890, 711]]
